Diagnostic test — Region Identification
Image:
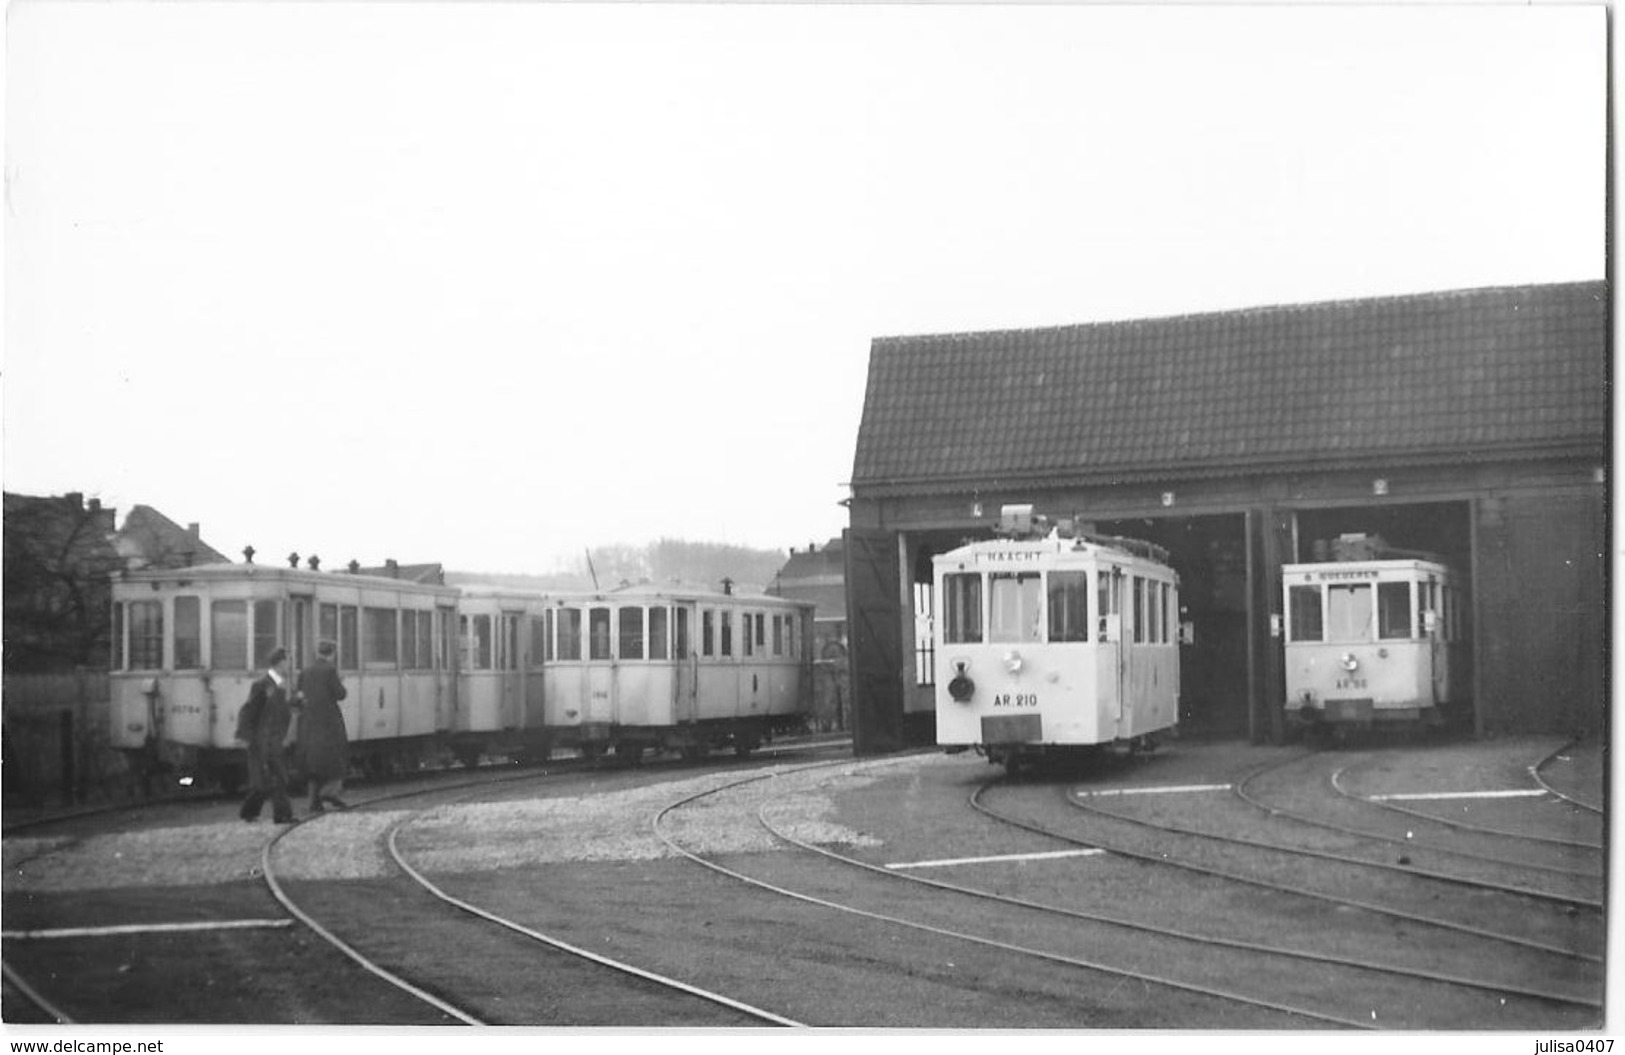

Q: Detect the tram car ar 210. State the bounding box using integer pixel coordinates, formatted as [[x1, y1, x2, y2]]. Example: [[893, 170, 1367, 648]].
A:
[[1281, 534, 1466, 735], [933, 505, 1181, 773]]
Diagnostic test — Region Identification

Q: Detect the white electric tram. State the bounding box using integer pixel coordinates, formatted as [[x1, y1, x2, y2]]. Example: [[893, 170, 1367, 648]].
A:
[[1282, 534, 1466, 737], [108, 562, 816, 788], [109, 561, 461, 790], [933, 505, 1181, 773], [540, 583, 814, 761]]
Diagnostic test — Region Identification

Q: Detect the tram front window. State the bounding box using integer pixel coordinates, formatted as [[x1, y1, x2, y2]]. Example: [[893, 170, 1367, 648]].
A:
[[942, 573, 983, 644], [1288, 585, 1323, 642], [1327, 584, 1373, 641], [990, 572, 1042, 643], [1047, 571, 1089, 643], [1378, 582, 1413, 639]]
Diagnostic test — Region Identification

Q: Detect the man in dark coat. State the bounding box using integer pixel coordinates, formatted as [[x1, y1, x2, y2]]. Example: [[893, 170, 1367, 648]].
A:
[[238, 646, 295, 823], [296, 639, 350, 812]]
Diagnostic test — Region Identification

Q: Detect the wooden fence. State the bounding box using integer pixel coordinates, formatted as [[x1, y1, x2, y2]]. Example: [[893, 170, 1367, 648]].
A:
[[3, 670, 134, 808]]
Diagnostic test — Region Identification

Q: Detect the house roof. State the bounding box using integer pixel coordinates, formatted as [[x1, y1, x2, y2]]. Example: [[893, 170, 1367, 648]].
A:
[[116, 505, 231, 568], [850, 281, 1609, 495]]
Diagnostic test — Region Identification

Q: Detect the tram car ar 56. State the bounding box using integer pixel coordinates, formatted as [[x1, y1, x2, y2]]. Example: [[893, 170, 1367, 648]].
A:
[[1281, 534, 1466, 737], [933, 505, 1181, 774]]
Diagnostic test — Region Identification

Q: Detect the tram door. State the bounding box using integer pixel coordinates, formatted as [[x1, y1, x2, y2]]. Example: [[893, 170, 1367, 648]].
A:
[[673, 605, 698, 724], [499, 611, 523, 729]]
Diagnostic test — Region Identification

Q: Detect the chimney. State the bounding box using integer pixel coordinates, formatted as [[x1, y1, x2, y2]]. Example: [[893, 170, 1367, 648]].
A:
[[385, 558, 399, 578], [188, 522, 200, 539]]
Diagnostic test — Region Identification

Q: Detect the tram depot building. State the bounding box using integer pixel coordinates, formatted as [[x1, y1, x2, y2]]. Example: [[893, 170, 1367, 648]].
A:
[[842, 280, 1608, 753]]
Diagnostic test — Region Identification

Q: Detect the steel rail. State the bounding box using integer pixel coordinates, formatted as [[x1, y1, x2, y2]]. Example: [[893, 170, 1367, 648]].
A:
[[1326, 758, 1604, 854], [752, 798, 1600, 1011], [385, 792, 803, 1026], [971, 781, 1601, 964], [1529, 737, 1605, 816], [1226, 754, 1604, 894], [652, 762, 1373, 1030], [1, 958, 75, 1024], [1072, 747, 1605, 903]]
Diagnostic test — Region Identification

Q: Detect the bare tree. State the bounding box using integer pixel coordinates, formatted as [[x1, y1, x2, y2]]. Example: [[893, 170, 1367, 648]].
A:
[[3, 493, 123, 672]]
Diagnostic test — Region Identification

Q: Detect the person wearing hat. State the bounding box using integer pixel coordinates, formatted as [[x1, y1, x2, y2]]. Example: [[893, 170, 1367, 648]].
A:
[[237, 646, 296, 823], [296, 639, 350, 812]]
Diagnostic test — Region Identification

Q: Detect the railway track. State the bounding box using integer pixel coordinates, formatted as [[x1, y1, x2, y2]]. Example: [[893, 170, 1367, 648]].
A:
[[1, 736, 847, 1024], [1323, 741, 1606, 854], [650, 757, 1521, 1027]]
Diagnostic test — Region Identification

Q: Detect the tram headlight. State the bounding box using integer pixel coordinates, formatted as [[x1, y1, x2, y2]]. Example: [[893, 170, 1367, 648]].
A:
[[1003, 650, 1024, 674], [1339, 653, 1359, 672], [947, 660, 976, 703]]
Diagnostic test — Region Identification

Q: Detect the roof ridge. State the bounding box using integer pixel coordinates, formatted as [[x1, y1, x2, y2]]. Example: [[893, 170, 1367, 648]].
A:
[[871, 278, 1606, 347]]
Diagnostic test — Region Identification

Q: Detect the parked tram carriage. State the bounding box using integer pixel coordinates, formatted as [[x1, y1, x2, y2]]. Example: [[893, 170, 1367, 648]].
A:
[[934, 505, 1181, 773], [1282, 535, 1466, 737], [108, 563, 814, 789]]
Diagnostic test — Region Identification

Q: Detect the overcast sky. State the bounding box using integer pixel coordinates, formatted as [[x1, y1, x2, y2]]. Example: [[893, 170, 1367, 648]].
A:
[[4, 1, 1605, 576]]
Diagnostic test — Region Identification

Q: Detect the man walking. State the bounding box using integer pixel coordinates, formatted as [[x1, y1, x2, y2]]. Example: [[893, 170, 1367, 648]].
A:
[[297, 639, 350, 812], [237, 646, 296, 824]]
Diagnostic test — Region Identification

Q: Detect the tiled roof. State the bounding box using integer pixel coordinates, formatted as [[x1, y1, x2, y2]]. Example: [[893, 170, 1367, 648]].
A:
[[851, 281, 1608, 494], [116, 505, 230, 568]]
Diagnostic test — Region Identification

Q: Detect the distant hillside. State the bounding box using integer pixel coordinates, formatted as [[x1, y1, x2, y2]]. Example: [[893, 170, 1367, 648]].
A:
[[449, 538, 791, 594]]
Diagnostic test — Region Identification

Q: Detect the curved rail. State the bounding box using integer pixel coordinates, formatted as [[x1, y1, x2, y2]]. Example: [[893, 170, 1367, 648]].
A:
[[384, 792, 802, 1026], [652, 762, 1374, 1029], [1529, 738, 1605, 816], [260, 818, 484, 1024], [752, 797, 1599, 1010], [975, 781, 1600, 963], [2, 959, 75, 1024], [1327, 760, 1604, 853], [1225, 755, 1604, 897]]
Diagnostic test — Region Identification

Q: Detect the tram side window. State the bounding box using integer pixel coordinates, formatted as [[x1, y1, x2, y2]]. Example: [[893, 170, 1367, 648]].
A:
[[254, 601, 280, 668], [504, 614, 520, 671], [472, 614, 494, 669], [1160, 583, 1173, 645], [417, 610, 433, 670], [650, 607, 669, 660], [339, 606, 359, 671], [112, 601, 124, 669], [319, 604, 338, 654], [743, 611, 754, 657], [1131, 577, 1146, 644], [755, 614, 766, 651], [174, 596, 202, 670], [1046, 571, 1090, 643], [589, 608, 612, 660], [212, 600, 248, 670], [365, 607, 399, 668], [1378, 582, 1413, 640], [773, 614, 784, 656], [943, 573, 983, 644], [619, 607, 645, 660], [720, 610, 733, 657], [675, 608, 690, 659], [1327, 585, 1373, 641], [557, 608, 582, 660], [702, 610, 715, 657], [990, 572, 1042, 643], [128, 600, 164, 670], [1288, 586, 1323, 642], [531, 615, 549, 668], [401, 611, 418, 668], [1097, 570, 1121, 642]]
